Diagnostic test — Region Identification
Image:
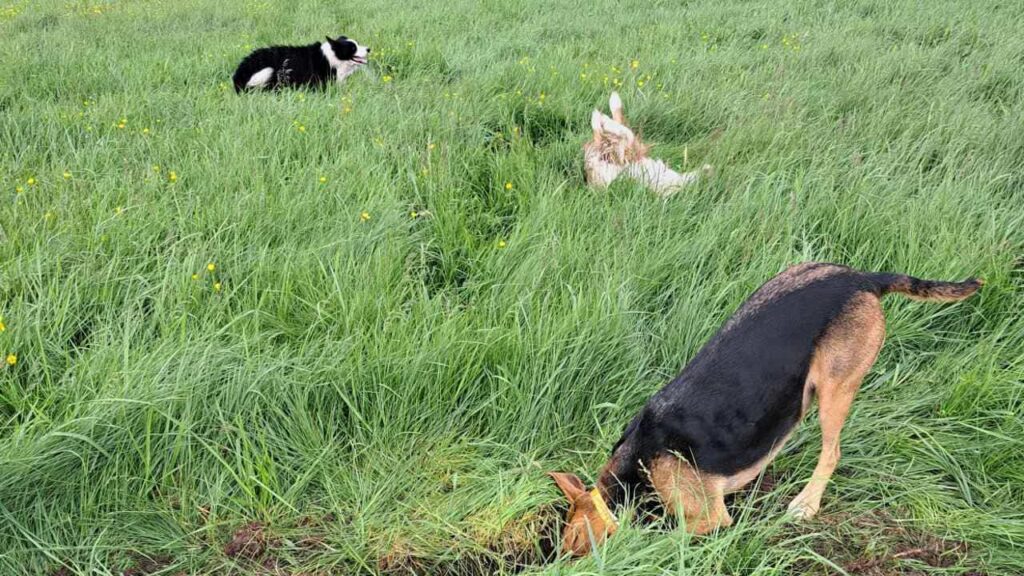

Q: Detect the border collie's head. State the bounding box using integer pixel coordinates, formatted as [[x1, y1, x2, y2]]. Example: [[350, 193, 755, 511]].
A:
[[325, 35, 370, 66]]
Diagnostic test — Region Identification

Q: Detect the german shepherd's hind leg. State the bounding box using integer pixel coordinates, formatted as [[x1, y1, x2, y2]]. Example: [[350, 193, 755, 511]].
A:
[[788, 292, 886, 520], [650, 455, 732, 534]]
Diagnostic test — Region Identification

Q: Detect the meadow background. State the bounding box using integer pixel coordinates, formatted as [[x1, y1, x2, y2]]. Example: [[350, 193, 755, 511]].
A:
[[1, 0, 1023, 574]]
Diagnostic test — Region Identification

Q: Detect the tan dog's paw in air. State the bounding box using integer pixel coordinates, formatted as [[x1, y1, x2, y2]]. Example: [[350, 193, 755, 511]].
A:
[[584, 92, 711, 198]]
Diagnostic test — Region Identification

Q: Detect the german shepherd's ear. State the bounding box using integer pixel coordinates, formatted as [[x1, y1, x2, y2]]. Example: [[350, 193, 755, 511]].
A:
[[548, 472, 586, 501]]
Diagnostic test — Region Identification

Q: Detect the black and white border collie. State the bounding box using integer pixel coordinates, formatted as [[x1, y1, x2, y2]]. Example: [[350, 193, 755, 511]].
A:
[[233, 36, 370, 93]]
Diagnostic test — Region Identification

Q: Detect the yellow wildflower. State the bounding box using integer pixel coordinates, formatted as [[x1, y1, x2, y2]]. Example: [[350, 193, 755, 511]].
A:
[[5, 354, 15, 366], [27, 177, 36, 186], [497, 239, 507, 249], [191, 273, 199, 281], [410, 211, 418, 218], [15, 186, 23, 194], [213, 282, 222, 292], [360, 210, 371, 222], [0, 319, 5, 332], [319, 176, 328, 184], [504, 182, 513, 190], [114, 206, 123, 215], [168, 171, 177, 183], [428, 143, 436, 151], [207, 263, 216, 272], [631, 59, 639, 69], [382, 75, 393, 83], [63, 171, 72, 180]]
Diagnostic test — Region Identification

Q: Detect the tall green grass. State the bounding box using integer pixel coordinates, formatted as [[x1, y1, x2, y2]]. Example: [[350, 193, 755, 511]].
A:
[[1, 0, 1022, 573]]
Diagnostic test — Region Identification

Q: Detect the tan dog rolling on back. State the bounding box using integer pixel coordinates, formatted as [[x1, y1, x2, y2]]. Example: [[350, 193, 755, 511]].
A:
[[584, 92, 712, 198]]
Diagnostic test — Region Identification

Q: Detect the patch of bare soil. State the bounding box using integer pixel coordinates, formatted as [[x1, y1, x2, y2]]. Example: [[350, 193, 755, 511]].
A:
[[121, 552, 174, 575], [218, 513, 351, 575], [792, 509, 981, 575], [224, 522, 273, 561]]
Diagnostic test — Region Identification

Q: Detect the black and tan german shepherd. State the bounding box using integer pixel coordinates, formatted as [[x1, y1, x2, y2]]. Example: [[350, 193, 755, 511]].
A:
[[550, 262, 982, 556]]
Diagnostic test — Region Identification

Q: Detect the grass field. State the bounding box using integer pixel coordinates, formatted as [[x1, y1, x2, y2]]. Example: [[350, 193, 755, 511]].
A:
[[2, 0, 1023, 573]]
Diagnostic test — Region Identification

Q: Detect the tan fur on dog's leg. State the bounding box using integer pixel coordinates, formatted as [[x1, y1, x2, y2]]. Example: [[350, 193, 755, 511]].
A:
[[610, 91, 625, 125], [597, 113, 635, 142], [788, 293, 886, 520], [591, 109, 604, 144], [651, 455, 733, 535]]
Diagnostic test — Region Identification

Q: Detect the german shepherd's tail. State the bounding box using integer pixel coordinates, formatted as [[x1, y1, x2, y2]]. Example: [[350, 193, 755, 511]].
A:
[[867, 272, 983, 303]]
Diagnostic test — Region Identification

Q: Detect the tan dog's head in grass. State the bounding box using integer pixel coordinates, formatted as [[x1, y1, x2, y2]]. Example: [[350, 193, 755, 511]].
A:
[[584, 92, 712, 197], [548, 472, 618, 557]]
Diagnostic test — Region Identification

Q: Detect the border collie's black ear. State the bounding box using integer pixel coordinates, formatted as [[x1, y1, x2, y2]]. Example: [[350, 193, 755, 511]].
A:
[[326, 35, 332, 42]]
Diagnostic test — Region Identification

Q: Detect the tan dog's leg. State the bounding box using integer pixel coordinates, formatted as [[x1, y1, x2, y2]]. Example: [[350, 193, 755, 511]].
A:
[[788, 293, 886, 519], [596, 113, 635, 145], [590, 109, 604, 144], [651, 455, 732, 535], [609, 91, 625, 125]]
